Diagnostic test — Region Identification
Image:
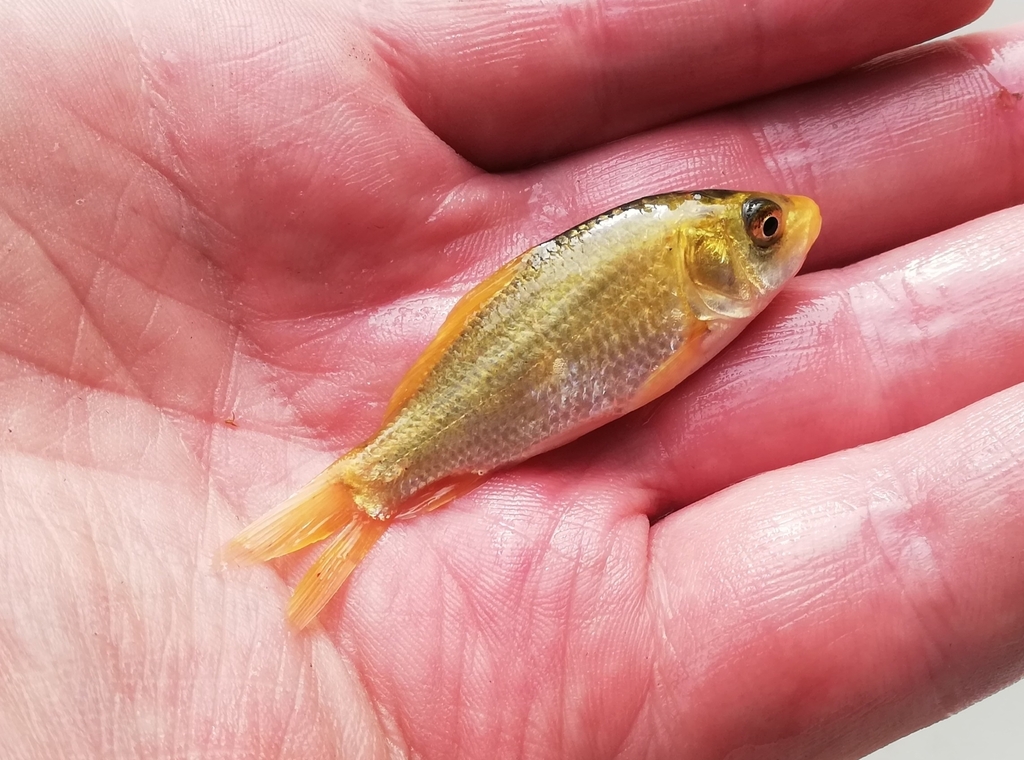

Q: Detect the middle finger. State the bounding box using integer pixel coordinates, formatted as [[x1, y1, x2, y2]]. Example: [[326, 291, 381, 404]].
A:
[[602, 201, 1024, 513]]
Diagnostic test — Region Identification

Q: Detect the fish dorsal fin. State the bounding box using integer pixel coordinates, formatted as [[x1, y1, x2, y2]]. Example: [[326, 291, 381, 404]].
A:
[[381, 248, 531, 426]]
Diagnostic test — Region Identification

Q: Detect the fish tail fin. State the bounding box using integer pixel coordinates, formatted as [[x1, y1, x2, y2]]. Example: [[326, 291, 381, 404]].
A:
[[223, 460, 489, 627], [287, 513, 390, 628], [284, 471, 492, 628], [221, 460, 361, 565], [222, 458, 390, 627]]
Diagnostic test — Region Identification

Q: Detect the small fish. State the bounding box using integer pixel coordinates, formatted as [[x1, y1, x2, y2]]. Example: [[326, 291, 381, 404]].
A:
[[226, 190, 821, 627]]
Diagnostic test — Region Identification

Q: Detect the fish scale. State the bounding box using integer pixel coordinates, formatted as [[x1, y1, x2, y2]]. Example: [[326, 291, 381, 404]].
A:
[[352, 199, 692, 514], [225, 189, 821, 627]]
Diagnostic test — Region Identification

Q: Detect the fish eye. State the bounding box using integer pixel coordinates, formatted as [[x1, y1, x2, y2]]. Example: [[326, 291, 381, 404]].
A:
[[742, 198, 785, 249]]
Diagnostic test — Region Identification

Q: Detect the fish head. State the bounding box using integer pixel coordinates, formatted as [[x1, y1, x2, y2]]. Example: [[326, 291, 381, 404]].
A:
[[680, 190, 821, 318]]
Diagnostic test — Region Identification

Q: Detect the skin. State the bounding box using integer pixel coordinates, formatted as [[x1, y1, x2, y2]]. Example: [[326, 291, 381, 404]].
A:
[[2, 0, 1024, 758]]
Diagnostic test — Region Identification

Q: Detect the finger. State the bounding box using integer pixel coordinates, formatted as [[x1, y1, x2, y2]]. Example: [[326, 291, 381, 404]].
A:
[[645, 381, 1024, 758], [241, 26, 1024, 335], [233, 22, 1024, 310], [590, 203, 1024, 514], [514, 27, 1024, 273], [283, 31, 1024, 449], [365, 0, 990, 169]]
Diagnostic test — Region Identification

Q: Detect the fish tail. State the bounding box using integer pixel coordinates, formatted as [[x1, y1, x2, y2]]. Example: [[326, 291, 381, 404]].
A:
[[287, 513, 390, 628], [222, 459, 390, 628]]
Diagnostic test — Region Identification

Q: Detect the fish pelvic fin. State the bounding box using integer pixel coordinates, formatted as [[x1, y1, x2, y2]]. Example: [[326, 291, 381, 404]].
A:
[[222, 459, 391, 628]]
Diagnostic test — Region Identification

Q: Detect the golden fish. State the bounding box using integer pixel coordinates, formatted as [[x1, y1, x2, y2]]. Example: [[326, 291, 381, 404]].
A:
[[226, 190, 821, 627]]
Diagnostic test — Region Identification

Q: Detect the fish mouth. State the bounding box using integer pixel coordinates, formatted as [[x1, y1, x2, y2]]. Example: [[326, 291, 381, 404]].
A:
[[784, 194, 823, 255], [747, 193, 820, 295]]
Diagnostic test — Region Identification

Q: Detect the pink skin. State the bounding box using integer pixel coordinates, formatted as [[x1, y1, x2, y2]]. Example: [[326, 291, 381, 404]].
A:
[[3, 0, 1024, 758]]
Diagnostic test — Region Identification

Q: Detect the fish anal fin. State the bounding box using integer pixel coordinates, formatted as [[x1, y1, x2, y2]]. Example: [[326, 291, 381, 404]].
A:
[[381, 250, 531, 426], [392, 472, 489, 518], [288, 514, 391, 629]]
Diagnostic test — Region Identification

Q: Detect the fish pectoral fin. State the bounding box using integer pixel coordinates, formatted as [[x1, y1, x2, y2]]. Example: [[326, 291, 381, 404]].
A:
[[381, 249, 531, 426], [629, 323, 711, 410], [288, 514, 391, 629]]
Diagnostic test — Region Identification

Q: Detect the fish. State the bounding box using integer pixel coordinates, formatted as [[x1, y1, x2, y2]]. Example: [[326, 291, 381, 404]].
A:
[[225, 189, 822, 627]]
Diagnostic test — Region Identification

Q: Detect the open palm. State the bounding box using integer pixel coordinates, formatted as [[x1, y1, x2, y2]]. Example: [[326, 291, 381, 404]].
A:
[[4, 1, 1024, 757]]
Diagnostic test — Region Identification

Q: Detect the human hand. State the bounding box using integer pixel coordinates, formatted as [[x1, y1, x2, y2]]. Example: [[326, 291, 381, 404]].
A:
[[2, 0, 1023, 757]]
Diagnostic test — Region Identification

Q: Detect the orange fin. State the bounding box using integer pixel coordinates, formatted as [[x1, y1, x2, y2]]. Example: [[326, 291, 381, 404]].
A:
[[223, 458, 391, 628], [393, 472, 489, 518], [221, 461, 356, 565], [283, 471, 488, 626], [629, 323, 711, 410], [288, 513, 390, 629], [381, 248, 532, 425]]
